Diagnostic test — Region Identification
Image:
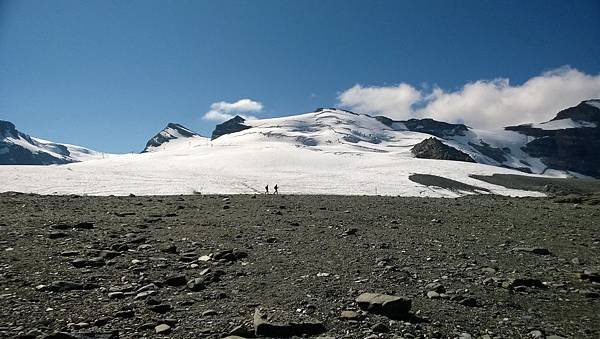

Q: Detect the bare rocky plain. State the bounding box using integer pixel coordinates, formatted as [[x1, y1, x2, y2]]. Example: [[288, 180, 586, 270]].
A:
[[1, 180, 599, 339]]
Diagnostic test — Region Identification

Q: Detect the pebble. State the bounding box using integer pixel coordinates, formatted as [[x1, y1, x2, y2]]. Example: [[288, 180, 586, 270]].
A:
[[340, 310, 360, 320], [371, 322, 389, 333], [148, 304, 172, 314], [155, 324, 171, 334], [427, 291, 441, 299], [108, 292, 124, 299]]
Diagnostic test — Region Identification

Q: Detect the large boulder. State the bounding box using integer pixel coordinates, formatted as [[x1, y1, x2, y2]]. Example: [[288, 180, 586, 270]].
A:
[[355, 292, 412, 319], [411, 137, 475, 162]]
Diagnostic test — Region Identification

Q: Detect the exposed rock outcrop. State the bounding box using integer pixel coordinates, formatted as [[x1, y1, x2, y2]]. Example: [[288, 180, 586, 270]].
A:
[[211, 116, 251, 140], [411, 137, 475, 162], [143, 123, 203, 152], [505, 100, 600, 177]]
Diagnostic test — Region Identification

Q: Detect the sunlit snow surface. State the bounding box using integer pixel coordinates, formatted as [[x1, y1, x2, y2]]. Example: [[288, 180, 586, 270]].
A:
[[0, 110, 554, 197], [531, 118, 596, 130]]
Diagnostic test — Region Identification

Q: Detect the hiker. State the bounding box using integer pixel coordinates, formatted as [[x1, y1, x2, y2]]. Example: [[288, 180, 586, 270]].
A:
[[274, 184, 279, 194], [265, 185, 269, 194]]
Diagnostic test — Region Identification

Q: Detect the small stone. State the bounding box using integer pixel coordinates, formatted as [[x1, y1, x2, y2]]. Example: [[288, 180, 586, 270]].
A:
[[253, 309, 325, 337], [43, 332, 77, 339], [187, 278, 206, 291], [155, 324, 171, 334], [148, 304, 172, 313], [458, 296, 479, 307], [108, 292, 124, 299], [146, 296, 161, 305], [71, 258, 89, 268], [45, 281, 98, 292], [60, 250, 79, 257], [427, 291, 440, 299], [513, 247, 551, 255], [529, 330, 544, 338], [342, 228, 358, 236], [98, 250, 120, 259], [481, 267, 497, 274], [48, 231, 68, 239], [507, 278, 546, 289], [578, 270, 600, 283], [134, 290, 157, 300], [340, 310, 360, 320], [114, 310, 134, 318], [162, 244, 178, 254], [137, 283, 158, 292], [73, 222, 94, 229], [371, 323, 389, 333], [164, 275, 187, 286], [202, 309, 218, 316], [425, 283, 446, 293]]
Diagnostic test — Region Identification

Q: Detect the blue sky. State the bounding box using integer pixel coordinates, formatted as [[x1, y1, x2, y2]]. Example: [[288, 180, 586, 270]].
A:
[[1, 0, 599, 153]]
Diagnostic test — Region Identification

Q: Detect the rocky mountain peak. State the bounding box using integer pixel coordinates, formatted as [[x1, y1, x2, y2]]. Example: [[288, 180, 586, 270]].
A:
[[211, 115, 251, 140], [551, 99, 600, 123], [143, 123, 203, 152], [0, 120, 17, 138]]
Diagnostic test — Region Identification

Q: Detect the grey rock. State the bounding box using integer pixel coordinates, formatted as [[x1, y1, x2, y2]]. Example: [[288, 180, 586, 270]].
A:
[[45, 281, 98, 292], [253, 309, 326, 337], [371, 323, 389, 333], [355, 292, 412, 319], [107, 292, 124, 299], [513, 247, 551, 255], [164, 275, 187, 286], [148, 304, 172, 314], [154, 324, 171, 334], [427, 291, 440, 299]]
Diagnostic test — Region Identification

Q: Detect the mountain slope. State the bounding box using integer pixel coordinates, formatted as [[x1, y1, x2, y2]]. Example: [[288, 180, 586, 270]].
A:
[[142, 123, 209, 152], [0, 120, 105, 165], [1, 101, 597, 196], [0, 109, 549, 197], [505, 99, 600, 177]]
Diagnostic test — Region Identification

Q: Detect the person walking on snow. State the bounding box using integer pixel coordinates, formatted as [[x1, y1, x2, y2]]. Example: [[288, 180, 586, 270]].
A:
[[265, 185, 269, 194], [274, 184, 278, 194]]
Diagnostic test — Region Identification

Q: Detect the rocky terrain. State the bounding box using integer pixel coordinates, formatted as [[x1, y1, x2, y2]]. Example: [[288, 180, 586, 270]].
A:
[[411, 138, 475, 163], [1, 190, 599, 338]]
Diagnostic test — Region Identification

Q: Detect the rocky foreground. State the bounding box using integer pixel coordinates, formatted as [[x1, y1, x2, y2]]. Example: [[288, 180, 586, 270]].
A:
[[0, 193, 599, 338]]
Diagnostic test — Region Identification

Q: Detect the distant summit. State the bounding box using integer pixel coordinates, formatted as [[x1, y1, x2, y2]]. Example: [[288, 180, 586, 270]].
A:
[[143, 123, 207, 152], [0, 120, 102, 165], [504, 99, 600, 177], [211, 116, 251, 140]]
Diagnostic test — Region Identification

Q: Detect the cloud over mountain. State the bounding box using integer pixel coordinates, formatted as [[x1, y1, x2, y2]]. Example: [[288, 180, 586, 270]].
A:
[[338, 67, 600, 128], [203, 99, 263, 122]]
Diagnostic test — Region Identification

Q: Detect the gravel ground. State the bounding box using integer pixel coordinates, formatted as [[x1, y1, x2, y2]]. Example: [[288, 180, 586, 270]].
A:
[[0, 193, 599, 339]]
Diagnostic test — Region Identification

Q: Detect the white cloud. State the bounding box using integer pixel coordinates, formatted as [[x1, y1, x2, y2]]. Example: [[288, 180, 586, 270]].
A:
[[338, 67, 600, 128], [203, 98, 263, 122], [338, 83, 421, 119]]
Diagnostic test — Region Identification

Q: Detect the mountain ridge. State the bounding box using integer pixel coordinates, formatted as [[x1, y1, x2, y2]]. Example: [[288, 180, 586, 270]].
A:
[[2, 99, 599, 179]]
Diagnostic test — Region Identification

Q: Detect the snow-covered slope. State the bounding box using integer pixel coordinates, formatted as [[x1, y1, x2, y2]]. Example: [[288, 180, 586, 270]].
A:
[[143, 123, 209, 152], [0, 120, 106, 165], [0, 109, 551, 197]]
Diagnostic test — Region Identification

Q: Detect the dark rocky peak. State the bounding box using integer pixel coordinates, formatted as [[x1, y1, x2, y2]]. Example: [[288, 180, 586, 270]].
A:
[[0, 120, 18, 138], [376, 116, 469, 138], [143, 123, 202, 152], [211, 115, 252, 140], [164, 123, 198, 138], [411, 137, 475, 163], [551, 100, 600, 123]]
